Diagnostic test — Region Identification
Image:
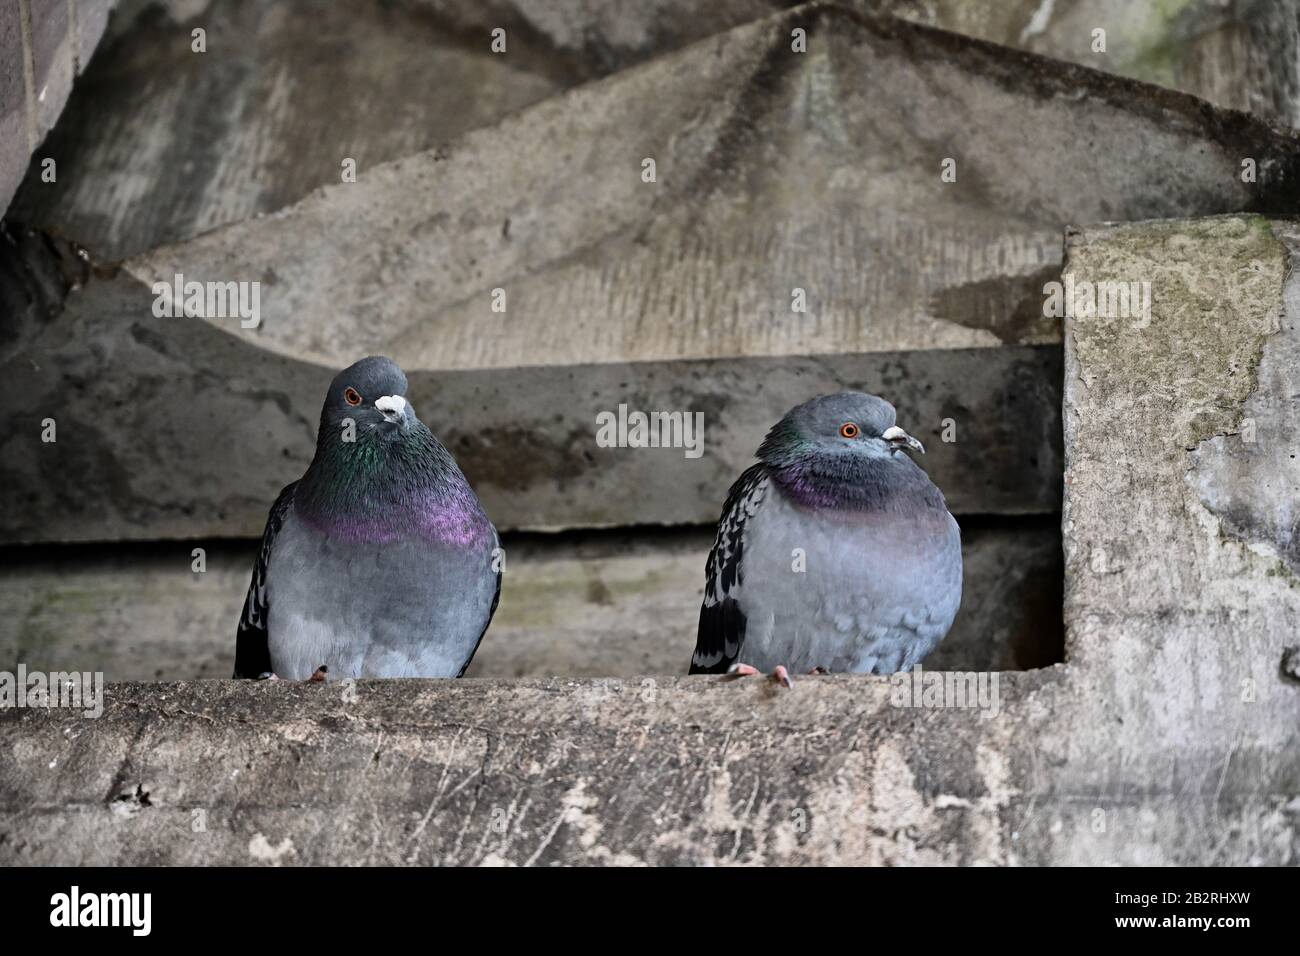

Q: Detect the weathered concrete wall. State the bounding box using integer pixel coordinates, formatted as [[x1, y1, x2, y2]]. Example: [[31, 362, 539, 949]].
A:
[[0, 236, 1063, 540], [7, 0, 785, 260], [869, 0, 1300, 128], [0, 0, 116, 216], [0, 518, 1062, 682], [1, 215, 1294, 866], [8, 3, 1300, 543], [125, 5, 1300, 367], [1054, 214, 1300, 862], [14, 1, 1300, 256]]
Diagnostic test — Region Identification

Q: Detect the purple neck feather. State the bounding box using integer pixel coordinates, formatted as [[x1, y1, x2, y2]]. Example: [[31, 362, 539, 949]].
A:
[[295, 422, 492, 546], [768, 459, 944, 514]]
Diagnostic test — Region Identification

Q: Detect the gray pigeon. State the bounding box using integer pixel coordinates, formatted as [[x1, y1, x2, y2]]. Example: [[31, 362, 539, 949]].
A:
[[234, 356, 500, 679], [690, 392, 961, 686]]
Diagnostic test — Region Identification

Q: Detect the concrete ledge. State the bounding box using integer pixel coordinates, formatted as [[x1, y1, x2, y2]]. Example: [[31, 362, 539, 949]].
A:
[[0, 665, 1290, 866], [0, 675, 1050, 866]]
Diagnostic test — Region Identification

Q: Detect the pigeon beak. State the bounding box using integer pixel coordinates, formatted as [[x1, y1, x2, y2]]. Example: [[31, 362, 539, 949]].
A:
[[882, 425, 925, 455], [375, 394, 409, 423]]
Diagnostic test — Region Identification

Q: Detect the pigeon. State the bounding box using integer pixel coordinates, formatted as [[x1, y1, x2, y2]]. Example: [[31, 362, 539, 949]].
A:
[[233, 356, 500, 679], [690, 392, 961, 686]]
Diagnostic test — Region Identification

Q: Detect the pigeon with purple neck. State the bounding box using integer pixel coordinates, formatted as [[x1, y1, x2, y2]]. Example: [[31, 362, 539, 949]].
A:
[[234, 356, 500, 679], [690, 391, 961, 687]]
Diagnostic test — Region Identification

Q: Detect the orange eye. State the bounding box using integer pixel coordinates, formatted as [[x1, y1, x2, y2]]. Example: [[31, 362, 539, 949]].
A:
[[344, 387, 362, 406], [839, 422, 860, 439]]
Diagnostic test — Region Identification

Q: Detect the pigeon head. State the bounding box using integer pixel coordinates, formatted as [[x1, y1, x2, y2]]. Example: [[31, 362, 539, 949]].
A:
[[299, 356, 473, 532], [318, 355, 415, 444], [757, 392, 935, 510], [758, 391, 924, 469]]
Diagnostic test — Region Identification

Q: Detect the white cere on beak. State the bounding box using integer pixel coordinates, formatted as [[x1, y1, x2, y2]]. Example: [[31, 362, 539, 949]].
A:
[[882, 425, 925, 454], [375, 395, 407, 417]]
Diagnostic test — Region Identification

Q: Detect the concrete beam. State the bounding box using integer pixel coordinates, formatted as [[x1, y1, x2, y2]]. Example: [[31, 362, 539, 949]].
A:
[[15, 1, 1300, 258], [123, 4, 1300, 367], [866, 0, 1300, 128], [8, 0, 785, 260], [0, 236, 1063, 540]]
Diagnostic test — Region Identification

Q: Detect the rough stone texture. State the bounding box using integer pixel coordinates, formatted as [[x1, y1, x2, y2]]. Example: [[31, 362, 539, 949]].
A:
[[0, 518, 1062, 682], [9, 2, 1300, 542], [1186, 221, 1300, 576], [0, 674, 1053, 866], [871, 0, 1300, 128], [8, 0, 785, 260], [26, 0, 71, 140], [15, 1, 1300, 258], [0, 0, 119, 216], [123, 5, 1300, 367], [1055, 214, 1300, 861], [1, 215, 1295, 866], [72, 0, 114, 73], [0, 229, 1062, 543], [0, 0, 27, 216]]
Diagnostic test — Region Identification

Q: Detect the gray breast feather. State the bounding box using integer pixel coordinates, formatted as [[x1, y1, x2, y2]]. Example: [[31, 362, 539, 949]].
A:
[[265, 509, 499, 679], [717, 481, 961, 674]]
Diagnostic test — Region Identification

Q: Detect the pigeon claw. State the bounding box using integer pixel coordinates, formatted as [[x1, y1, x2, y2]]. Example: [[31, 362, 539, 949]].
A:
[[726, 662, 794, 688], [807, 666, 830, 676], [308, 665, 328, 683]]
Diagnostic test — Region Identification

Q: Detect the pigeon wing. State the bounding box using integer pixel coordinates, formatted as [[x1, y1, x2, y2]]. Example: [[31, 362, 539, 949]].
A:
[[690, 464, 769, 674], [233, 481, 297, 678]]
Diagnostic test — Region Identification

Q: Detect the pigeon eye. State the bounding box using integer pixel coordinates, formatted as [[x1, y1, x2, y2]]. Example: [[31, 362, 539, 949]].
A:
[[839, 422, 860, 439], [344, 387, 362, 406]]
